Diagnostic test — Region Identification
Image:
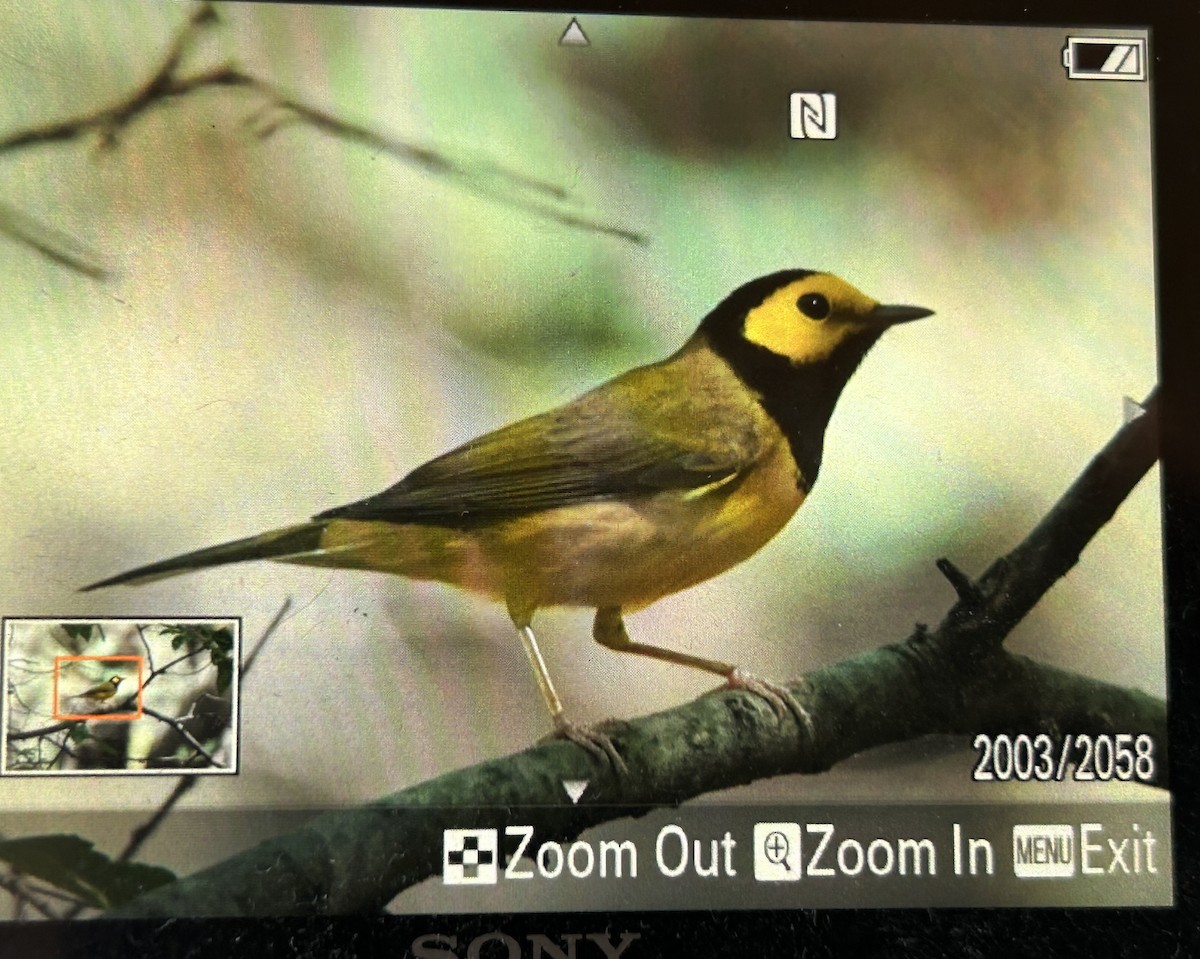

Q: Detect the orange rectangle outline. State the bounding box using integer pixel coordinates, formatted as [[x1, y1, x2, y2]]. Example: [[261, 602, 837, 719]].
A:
[[53, 654, 145, 721]]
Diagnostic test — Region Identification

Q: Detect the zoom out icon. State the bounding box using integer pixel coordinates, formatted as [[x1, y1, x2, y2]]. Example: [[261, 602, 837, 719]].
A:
[[790, 92, 838, 140], [443, 828, 498, 884], [754, 822, 802, 881]]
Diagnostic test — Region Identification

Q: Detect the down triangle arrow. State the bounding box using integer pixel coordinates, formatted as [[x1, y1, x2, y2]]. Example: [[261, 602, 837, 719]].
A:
[[562, 780, 589, 803]]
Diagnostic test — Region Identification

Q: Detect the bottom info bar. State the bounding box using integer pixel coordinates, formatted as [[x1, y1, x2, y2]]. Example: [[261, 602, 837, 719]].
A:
[[419, 803, 1171, 912]]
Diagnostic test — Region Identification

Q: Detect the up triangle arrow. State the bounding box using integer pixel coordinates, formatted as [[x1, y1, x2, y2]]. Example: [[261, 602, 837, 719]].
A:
[[560, 18, 590, 46]]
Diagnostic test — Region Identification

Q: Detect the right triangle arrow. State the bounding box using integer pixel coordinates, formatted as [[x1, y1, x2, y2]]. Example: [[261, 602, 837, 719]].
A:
[[1123, 396, 1146, 423]]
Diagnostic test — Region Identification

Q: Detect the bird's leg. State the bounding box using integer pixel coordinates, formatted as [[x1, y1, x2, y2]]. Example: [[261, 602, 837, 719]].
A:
[[594, 605, 736, 674], [593, 606, 813, 734], [508, 604, 627, 773], [511, 618, 564, 720]]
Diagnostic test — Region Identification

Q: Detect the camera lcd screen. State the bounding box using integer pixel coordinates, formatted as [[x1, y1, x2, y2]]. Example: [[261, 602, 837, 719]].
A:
[[0, 0, 1169, 924]]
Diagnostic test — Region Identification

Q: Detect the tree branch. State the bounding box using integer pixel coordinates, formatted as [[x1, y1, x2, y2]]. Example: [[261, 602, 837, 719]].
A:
[[109, 389, 1163, 917], [937, 388, 1160, 652]]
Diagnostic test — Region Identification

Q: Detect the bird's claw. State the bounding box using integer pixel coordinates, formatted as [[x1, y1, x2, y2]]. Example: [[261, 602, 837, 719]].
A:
[[543, 715, 629, 777], [723, 668, 814, 736]]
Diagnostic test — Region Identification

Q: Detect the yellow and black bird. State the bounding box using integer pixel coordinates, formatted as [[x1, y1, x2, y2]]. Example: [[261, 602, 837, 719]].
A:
[[71, 674, 124, 708], [84, 270, 931, 758]]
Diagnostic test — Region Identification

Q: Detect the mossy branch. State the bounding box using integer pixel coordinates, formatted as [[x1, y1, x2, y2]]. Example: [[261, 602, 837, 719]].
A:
[[108, 389, 1163, 917]]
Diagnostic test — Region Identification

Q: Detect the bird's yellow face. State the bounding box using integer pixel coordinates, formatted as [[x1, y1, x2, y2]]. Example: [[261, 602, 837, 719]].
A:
[[108, 676, 122, 687], [741, 273, 883, 365]]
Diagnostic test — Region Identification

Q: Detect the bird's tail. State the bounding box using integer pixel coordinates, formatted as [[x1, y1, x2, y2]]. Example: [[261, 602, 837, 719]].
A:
[[81, 522, 328, 591]]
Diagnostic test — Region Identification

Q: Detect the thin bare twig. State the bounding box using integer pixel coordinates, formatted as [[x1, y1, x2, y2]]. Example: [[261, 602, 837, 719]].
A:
[[0, 202, 110, 279], [237, 74, 648, 244], [0, 874, 60, 921], [5, 719, 76, 743], [243, 597, 290, 675], [0, 4, 220, 154], [0, 2, 646, 251], [935, 557, 982, 606], [117, 779, 198, 865], [139, 707, 220, 767], [136, 625, 157, 675], [111, 600, 287, 861]]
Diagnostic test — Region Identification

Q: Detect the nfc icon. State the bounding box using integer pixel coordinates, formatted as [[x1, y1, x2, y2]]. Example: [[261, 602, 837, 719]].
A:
[[443, 828, 499, 884], [790, 93, 838, 140]]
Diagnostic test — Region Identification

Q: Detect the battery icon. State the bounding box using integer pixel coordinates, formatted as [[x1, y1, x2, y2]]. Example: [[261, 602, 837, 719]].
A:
[[1062, 37, 1146, 81]]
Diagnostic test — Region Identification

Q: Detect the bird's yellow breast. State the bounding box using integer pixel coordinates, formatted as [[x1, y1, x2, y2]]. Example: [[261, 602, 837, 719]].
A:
[[493, 432, 804, 612], [309, 338, 810, 613]]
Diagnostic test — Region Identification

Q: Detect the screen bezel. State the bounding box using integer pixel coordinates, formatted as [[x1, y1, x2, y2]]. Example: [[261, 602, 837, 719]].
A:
[[0, 0, 1194, 953]]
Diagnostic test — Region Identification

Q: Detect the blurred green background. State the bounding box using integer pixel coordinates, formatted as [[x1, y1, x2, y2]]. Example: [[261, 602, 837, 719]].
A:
[[0, 1, 1161, 901]]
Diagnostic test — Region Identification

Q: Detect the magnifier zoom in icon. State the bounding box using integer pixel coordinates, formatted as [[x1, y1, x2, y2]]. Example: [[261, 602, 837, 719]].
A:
[[764, 831, 792, 868], [753, 822, 801, 881]]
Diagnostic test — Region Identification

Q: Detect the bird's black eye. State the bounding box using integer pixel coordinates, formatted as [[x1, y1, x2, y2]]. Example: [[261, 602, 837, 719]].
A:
[[797, 292, 831, 320]]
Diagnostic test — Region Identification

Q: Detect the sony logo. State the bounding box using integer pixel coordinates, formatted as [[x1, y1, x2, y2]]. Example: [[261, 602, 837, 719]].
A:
[[411, 931, 641, 959]]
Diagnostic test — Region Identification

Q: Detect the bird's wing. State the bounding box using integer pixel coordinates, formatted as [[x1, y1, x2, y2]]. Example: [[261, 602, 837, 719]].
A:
[[316, 362, 761, 528]]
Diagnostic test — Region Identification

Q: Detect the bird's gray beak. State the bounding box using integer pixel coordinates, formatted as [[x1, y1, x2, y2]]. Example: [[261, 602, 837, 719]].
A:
[[869, 303, 934, 325]]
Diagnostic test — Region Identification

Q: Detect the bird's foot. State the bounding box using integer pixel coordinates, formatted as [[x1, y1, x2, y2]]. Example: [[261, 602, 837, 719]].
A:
[[722, 668, 814, 736], [542, 715, 629, 777]]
